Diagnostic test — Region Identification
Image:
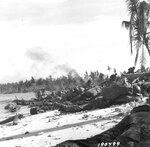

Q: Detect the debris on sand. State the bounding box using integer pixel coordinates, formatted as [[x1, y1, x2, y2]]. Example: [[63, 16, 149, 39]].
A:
[[4, 103, 20, 112], [56, 104, 150, 147], [1, 69, 150, 146], [9, 70, 150, 116], [0, 114, 23, 125]]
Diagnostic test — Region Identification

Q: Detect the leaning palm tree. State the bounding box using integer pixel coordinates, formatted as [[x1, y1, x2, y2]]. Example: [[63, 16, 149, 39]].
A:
[[122, 0, 150, 71]]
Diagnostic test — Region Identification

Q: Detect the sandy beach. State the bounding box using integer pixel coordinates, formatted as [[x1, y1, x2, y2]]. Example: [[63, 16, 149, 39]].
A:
[[0, 97, 147, 147]]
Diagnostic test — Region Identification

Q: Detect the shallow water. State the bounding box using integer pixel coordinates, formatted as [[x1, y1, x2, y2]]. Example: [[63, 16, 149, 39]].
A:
[[0, 92, 35, 120]]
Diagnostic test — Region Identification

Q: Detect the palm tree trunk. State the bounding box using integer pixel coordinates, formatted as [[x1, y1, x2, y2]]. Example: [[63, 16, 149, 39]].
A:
[[141, 44, 146, 72]]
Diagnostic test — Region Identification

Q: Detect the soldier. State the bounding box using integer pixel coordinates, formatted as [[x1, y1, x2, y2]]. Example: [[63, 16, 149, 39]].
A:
[[13, 114, 23, 125], [127, 67, 135, 74]]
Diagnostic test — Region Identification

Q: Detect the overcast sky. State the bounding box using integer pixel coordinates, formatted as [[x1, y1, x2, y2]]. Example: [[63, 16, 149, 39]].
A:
[[0, 0, 140, 83]]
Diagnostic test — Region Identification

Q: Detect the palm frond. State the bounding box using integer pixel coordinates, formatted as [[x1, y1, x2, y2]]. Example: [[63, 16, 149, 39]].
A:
[[126, 0, 140, 15], [146, 47, 150, 56], [122, 21, 130, 29], [124, 0, 150, 68], [146, 21, 150, 27], [144, 36, 150, 56]]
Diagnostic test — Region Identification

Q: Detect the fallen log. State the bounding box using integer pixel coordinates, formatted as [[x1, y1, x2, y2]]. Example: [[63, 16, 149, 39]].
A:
[[0, 114, 23, 125]]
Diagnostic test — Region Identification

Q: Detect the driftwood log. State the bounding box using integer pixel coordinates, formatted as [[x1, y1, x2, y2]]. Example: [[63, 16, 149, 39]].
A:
[[0, 114, 23, 125]]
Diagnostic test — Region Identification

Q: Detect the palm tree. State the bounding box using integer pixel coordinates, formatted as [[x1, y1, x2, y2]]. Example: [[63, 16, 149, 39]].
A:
[[122, 0, 150, 71]]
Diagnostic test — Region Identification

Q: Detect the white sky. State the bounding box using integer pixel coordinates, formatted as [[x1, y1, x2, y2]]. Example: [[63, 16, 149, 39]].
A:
[[0, 0, 140, 83]]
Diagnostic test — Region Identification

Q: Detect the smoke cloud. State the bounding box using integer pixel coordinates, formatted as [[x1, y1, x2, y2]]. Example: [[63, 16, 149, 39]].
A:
[[25, 47, 55, 78], [26, 47, 52, 63], [26, 47, 80, 79], [55, 64, 80, 78]]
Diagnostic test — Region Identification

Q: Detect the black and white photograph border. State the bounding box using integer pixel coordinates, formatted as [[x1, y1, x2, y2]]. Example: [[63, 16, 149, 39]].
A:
[[0, 0, 150, 147]]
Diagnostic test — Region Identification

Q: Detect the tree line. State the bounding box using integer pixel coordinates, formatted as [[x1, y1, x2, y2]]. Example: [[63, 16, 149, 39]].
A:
[[0, 71, 106, 94]]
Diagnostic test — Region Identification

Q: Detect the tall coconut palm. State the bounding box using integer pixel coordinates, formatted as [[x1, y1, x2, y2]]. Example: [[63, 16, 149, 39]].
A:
[[122, 0, 150, 70]]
